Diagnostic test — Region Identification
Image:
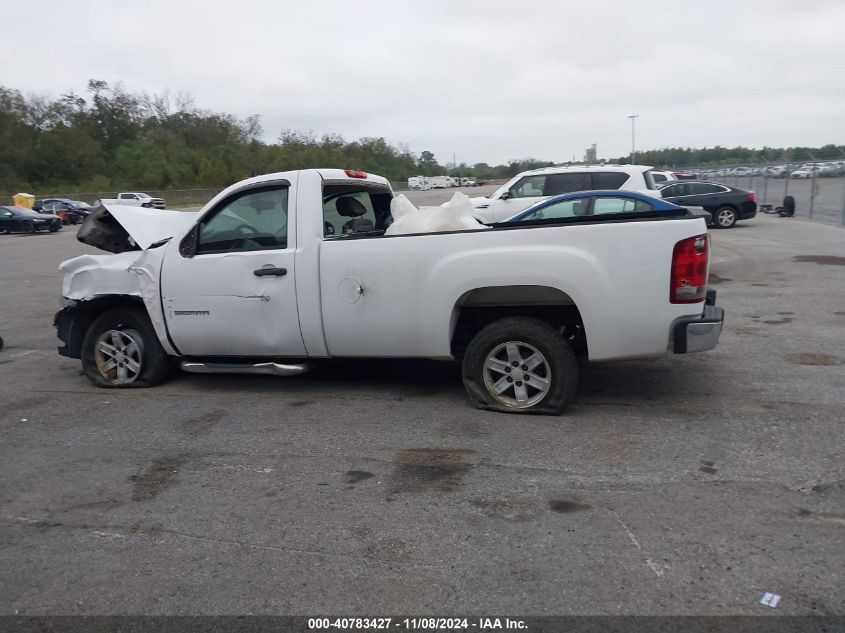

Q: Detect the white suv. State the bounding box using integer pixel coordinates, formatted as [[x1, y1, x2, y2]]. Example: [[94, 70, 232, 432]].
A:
[[470, 164, 660, 222]]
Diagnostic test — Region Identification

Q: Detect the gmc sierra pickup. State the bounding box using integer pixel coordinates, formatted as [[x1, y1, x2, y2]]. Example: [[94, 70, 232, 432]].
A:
[[55, 168, 723, 414]]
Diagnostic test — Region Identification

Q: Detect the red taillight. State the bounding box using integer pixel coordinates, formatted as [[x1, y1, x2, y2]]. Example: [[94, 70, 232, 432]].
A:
[[748, 192, 756, 202], [671, 234, 708, 303], [344, 169, 367, 179]]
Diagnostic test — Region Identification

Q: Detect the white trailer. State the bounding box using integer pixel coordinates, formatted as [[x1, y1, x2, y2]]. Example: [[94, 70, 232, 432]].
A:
[[428, 176, 451, 189], [407, 176, 430, 190]]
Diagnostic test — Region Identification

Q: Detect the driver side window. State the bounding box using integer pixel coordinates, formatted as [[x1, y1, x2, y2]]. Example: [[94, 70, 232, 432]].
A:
[[509, 175, 546, 198], [197, 186, 288, 254]]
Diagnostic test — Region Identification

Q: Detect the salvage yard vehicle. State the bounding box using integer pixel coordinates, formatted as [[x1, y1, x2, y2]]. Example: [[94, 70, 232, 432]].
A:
[[40, 199, 89, 225], [657, 181, 757, 229], [789, 167, 817, 179], [0, 206, 62, 233], [469, 164, 660, 223], [97, 192, 166, 209], [505, 191, 692, 222], [55, 169, 723, 415], [650, 170, 676, 185]]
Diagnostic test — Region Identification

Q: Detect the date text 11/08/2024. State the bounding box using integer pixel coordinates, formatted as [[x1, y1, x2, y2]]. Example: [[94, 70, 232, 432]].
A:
[[307, 618, 528, 630]]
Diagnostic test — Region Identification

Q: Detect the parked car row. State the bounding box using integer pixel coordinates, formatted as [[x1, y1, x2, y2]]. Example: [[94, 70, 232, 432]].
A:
[[465, 164, 755, 229], [18, 192, 167, 225], [695, 162, 845, 180]]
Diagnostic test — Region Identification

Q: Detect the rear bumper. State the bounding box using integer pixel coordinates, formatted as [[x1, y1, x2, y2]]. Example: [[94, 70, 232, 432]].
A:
[[672, 291, 724, 354], [739, 202, 757, 219]]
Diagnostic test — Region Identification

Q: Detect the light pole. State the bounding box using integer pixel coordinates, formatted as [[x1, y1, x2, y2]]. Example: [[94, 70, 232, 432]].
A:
[[627, 114, 639, 164]]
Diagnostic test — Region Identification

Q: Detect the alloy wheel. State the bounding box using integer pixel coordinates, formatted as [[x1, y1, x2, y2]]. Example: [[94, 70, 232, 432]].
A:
[[482, 341, 551, 408], [93, 329, 145, 385]]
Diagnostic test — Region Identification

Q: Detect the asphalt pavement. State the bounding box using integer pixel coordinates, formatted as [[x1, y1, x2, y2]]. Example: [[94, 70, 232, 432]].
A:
[[0, 207, 843, 615]]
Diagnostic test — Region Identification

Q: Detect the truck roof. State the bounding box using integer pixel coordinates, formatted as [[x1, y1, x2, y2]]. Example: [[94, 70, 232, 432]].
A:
[[233, 169, 390, 189]]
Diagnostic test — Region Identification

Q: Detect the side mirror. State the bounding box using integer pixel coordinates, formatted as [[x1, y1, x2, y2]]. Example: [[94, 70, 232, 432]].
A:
[[180, 224, 200, 258], [499, 191, 510, 200]]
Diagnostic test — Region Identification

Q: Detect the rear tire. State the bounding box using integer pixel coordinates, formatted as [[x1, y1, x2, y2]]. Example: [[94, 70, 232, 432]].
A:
[[81, 307, 173, 388], [462, 317, 578, 415], [714, 206, 737, 229]]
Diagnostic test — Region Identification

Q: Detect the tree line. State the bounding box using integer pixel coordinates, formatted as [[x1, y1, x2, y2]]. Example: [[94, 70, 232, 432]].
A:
[[0, 80, 553, 193], [1, 80, 842, 194], [612, 144, 845, 168]]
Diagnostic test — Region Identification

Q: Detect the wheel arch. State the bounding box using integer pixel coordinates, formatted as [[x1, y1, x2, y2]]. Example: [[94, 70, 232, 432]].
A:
[[449, 285, 588, 358], [55, 295, 147, 359]]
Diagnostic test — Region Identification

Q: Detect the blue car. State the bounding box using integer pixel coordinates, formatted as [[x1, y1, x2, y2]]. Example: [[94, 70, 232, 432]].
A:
[[504, 190, 686, 223]]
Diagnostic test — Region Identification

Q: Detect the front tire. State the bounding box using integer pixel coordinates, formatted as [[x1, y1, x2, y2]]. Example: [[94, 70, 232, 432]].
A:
[[462, 317, 578, 415], [714, 206, 737, 229], [21, 221, 35, 234], [81, 307, 173, 388]]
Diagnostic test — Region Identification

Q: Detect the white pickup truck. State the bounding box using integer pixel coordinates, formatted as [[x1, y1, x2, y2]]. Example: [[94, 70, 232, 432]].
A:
[[97, 192, 166, 210], [55, 168, 723, 415]]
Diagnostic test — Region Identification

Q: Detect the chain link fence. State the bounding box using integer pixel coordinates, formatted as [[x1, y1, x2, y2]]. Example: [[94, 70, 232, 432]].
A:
[[1, 188, 223, 210], [2, 181, 508, 208], [676, 155, 845, 226]]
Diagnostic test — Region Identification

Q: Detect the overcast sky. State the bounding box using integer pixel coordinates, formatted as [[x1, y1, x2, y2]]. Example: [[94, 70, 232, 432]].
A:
[[2, 0, 844, 165]]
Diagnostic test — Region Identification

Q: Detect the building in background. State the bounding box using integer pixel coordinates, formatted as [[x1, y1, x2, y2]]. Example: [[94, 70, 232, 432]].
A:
[[584, 144, 598, 164]]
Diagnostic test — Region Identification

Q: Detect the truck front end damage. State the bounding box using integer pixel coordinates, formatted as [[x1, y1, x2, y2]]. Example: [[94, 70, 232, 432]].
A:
[[55, 203, 190, 358], [76, 204, 196, 253], [55, 251, 147, 359]]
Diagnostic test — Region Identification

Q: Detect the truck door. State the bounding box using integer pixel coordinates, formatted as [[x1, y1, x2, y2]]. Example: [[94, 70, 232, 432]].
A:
[[160, 181, 306, 357]]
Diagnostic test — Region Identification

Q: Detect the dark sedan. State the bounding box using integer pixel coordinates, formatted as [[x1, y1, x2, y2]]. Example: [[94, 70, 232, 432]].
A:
[[658, 181, 756, 229], [0, 206, 63, 234]]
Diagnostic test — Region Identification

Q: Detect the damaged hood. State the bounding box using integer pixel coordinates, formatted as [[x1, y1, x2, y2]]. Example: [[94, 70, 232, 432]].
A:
[[77, 204, 198, 253]]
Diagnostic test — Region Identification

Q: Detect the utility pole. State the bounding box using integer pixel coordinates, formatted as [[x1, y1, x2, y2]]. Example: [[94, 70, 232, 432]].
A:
[[628, 114, 639, 164]]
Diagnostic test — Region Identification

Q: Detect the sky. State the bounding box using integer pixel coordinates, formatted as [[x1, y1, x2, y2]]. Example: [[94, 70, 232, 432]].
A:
[[2, 0, 844, 166]]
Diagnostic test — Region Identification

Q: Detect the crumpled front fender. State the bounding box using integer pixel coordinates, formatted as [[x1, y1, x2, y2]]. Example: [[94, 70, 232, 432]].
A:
[[57, 247, 176, 356]]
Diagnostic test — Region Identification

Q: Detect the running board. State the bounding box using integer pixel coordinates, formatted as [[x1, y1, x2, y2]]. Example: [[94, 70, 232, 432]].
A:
[[180, 361, 313, 376]]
